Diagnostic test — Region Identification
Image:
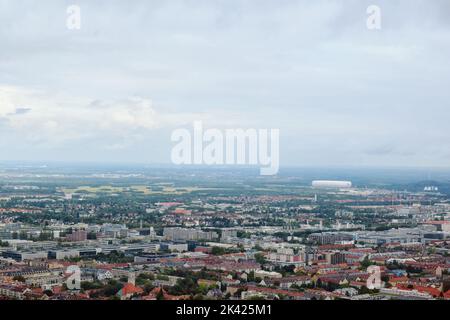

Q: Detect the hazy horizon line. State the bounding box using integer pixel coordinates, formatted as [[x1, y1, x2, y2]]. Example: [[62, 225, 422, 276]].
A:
[[1, 159, 450, 171]]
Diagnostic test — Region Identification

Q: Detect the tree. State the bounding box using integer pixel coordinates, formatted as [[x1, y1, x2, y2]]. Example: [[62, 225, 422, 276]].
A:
[[13, 275, 26, 282], [136, 273, 155, 286], [237, 231, 251, 239], [360, 256, 375, 269], [169, 277, 198, 295], [381, 275, 390, 283], [19, 231, 28, 240], [38, 231, 53, 241], [0, 240, 9, 247], [211, 246, 226, 256], [247, 271, 256, 282], [359, 286, 370, 294], [255, 253, 267, 265], [43, 289, 53, 297], [87, 232, 97, 240], [316, 279, 322, 288], [193, 293, 204, 300], [143, 283, 155, 295], [156, 288, 165, 300], [81, 281, 103, 290], [102, 280, 123, 297]]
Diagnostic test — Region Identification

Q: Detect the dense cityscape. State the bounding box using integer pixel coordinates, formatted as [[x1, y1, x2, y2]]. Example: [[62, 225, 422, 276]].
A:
[[1, 1, 449, 317], [0, 164, 449, 301]]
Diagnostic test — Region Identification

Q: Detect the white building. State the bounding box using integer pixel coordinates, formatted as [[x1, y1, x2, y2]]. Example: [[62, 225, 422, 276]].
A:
[[312, 180, 352, 188]]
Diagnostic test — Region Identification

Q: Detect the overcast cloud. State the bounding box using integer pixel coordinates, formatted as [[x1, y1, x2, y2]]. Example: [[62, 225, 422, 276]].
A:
[[0, 0, 450, 167]]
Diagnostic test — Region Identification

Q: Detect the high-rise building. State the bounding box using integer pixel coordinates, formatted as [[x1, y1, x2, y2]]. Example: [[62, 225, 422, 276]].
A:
[[67, 230, 87, 242]]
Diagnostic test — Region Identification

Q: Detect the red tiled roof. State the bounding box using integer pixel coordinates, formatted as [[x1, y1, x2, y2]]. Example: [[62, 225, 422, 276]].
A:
[[246, 285, 304, 298], [424, 221, 450, 225], [389, 276, 409, 283], [443, 290, 450, 300], [143, 287, 190, 300], [119, 283, 144, 296], [396, 284, 441, 297]]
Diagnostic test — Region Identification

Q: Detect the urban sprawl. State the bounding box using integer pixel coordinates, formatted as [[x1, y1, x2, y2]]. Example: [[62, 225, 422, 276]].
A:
[[0, 166, 449, 301]]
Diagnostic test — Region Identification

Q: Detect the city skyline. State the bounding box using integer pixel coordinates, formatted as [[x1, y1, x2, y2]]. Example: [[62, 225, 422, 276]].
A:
[[1, 0, 450, 309]]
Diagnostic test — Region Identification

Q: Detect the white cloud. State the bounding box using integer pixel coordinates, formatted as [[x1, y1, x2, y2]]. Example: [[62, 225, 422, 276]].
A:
[[0, 1, 450, 166], [0, 86, 206, 151]]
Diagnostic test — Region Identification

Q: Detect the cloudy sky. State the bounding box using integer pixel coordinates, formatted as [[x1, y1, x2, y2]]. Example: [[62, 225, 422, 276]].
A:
[[1, 0, 450, 167]]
